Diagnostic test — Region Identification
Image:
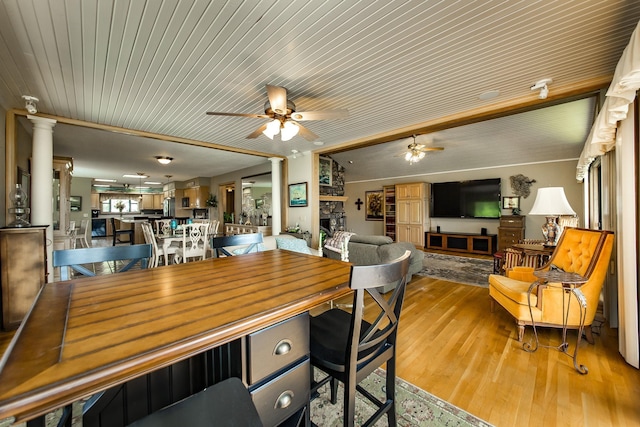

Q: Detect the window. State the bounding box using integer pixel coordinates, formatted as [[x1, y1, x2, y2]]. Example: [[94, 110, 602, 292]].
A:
[[104, 198, 140, 214]]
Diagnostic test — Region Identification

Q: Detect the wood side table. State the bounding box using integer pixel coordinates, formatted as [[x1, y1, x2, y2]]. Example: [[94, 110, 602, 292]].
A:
[[525, 269, 589, 374]]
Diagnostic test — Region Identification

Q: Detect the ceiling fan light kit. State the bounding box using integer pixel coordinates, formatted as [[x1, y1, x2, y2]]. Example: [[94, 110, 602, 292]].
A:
[[207, 84, 348, 142], [403, 135, 444, 165]]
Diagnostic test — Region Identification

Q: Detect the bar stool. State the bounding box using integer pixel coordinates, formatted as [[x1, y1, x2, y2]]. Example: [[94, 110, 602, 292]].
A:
[[111, 217, 134, 245], [128, 377, 263, 427]]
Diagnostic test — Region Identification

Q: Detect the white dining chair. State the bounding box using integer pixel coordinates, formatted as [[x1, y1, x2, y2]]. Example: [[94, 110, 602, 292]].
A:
[[173, 223, 209, 264], [75, 219, 91, 248], [141, 222, 165, 268]]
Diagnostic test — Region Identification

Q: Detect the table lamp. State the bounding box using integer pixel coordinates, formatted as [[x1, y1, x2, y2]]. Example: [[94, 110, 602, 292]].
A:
[[528, 187, 576, 246]]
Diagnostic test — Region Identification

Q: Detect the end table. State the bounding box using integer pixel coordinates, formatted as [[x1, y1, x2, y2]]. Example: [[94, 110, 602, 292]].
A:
[[525, 269, 589, 374]]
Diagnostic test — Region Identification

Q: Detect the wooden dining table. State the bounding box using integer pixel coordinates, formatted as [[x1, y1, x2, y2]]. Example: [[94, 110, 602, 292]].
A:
[[0, 250, 352, 425]]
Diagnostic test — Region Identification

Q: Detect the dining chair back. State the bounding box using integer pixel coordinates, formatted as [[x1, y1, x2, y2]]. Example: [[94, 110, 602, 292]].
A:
[[210, 233, 263, 257], [140, 222, 165, 268], [309, 250, 411, 427], [110, 217, 134, 245], [154, 219, 173, 236], [173, 223, 209, 263], [53, 244, 152, 280], [75, 219, 91, 248]]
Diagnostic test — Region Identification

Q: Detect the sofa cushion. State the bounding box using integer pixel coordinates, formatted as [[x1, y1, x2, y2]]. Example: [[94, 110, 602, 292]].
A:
[[349, 235, 393, 245], [276, 237, 312, 254]]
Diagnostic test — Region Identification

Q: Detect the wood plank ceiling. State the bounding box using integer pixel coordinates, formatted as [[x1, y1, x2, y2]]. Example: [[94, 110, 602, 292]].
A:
[[0, 0, 639, 184]]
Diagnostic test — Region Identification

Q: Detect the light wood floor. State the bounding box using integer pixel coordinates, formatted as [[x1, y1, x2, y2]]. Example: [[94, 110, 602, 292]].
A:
[[1, 269, 639, 426]]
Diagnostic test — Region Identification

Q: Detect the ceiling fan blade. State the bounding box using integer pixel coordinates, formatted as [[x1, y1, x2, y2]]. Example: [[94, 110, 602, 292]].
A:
[[420, 147, 445, 151], [296, 123, 319, 141], [266, 85, 288, 115], [246, 123, 269, 139], [290, 109, 349, 121], [207, 112, 270, 119]]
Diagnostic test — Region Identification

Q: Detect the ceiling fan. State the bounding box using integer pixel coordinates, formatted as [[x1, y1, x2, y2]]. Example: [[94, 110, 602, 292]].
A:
[[206, 84, 349, 141], [398, 135, 444, 165]]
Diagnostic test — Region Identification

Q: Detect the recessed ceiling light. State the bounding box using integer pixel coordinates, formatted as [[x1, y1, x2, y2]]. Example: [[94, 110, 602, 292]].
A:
[[479, 90, 500, 101], [313, 141, 324, 146]]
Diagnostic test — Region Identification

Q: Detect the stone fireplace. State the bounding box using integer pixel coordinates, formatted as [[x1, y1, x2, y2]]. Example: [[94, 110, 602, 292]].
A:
[[319, 157, 347, 235]]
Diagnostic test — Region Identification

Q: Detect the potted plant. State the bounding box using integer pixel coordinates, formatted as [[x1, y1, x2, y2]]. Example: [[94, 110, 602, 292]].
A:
[[114, 201, 125, 216]]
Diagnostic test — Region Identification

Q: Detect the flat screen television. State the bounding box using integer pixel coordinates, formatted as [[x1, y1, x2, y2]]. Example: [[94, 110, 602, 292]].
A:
[[430, 178, 501, 219]]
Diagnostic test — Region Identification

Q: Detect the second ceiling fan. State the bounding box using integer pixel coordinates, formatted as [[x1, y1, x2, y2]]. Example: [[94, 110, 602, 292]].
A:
[[206, 84, 348, 141]]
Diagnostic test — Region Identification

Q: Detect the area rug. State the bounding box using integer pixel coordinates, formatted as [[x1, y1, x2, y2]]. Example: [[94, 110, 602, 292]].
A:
[[416, 252, 493, 287], [311, 368, 492, 426]]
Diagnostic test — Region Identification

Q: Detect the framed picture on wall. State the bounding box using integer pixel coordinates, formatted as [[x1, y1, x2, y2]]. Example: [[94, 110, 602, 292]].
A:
[[365, 190, 384, 221], [289, 182, 308, 207], [502, 196, 520, 209], [319, 157, 332, 186]]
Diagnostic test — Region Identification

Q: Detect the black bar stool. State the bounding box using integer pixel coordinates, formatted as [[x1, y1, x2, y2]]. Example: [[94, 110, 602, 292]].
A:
[[111, 217, 134, 245]]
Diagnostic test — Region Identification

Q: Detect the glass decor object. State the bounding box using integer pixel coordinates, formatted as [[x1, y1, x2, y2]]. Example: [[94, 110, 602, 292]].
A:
[[8, 184, 31, 227]]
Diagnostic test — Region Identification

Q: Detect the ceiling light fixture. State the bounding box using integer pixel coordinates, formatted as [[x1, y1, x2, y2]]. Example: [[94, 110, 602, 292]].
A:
[[262, 119, 300, 141], [531, 78, 552, 99], [22, 95, 39, 114], [123, 174, 148, 179], [137, 172, 145, 200], [155, 156, 173, 165], [405, 135, 427, 165]]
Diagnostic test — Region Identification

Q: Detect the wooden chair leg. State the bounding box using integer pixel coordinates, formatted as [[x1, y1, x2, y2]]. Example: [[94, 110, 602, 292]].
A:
[[584, 326, 595, 344], [517, 322, 525, 342], [386, 358, 397, 426]]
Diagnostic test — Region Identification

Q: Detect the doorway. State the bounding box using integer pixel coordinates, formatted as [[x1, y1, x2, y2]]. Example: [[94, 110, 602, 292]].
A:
[[220, 183, 235, 224]]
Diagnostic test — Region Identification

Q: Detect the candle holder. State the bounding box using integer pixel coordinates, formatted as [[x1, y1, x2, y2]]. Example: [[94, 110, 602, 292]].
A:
[[8, 184, 30, 227]]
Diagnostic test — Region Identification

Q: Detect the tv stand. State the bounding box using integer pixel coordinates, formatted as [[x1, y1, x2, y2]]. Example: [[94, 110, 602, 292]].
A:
[[426, 231, 497, 255]]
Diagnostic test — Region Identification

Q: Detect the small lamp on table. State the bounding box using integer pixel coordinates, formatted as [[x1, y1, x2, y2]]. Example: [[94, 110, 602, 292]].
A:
[[528, 187, 576, 246]]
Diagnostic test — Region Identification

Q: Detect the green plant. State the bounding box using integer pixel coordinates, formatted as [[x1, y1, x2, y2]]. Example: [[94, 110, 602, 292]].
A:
[[206, 194, 218, 207], [223, 212, 233, 223]]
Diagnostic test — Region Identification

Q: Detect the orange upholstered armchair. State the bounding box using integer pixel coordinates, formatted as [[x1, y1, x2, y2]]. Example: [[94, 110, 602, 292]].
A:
[[488, 228, 614, 342]]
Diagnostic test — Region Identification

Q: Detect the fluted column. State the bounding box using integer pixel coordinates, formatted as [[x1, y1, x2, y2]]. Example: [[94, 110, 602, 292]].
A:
[[28, 115, 57, 282], [269, 157, 283, 235]]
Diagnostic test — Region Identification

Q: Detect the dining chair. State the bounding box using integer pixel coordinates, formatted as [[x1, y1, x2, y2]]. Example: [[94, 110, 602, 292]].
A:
[[309, 250, 411, 427], [53, 244, 152, 280], [173, 223, 209, 263], [210, 233, 264, 257], [111, 217, 134, 245], [75, 219, 91, 248], [128, 377, 263, 427], [154, 219, 173, 236], [140, 222, 165, 268]]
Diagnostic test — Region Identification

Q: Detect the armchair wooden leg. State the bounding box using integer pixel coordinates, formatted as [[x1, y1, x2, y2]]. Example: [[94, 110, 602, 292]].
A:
[[490, 297, 496, 312], [517, 321, 525, 342], [584, 326, 595, 344]]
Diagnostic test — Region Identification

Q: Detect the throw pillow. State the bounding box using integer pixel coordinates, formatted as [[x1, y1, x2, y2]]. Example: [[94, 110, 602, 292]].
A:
[[276, 237, 312, 254], [324, 231, 355, 252]]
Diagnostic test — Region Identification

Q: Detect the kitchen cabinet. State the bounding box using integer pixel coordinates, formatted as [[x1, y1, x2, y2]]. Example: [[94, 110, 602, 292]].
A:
[[91, 193, 100, 209], [182, 186, 209, 208], [395, 182, 429, 249], [140, 194, 163, 210]]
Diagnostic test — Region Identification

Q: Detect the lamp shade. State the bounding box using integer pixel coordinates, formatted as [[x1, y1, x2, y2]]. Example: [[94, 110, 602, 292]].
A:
[[529, 187, 576, 215]]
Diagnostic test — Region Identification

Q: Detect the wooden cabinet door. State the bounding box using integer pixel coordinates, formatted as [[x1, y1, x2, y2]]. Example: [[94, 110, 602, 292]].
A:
[[396, 200, 411, 224], [153, 194, 163, 209], [408, 199, 422, 224], [397, 183, 423, 199], [141, 194, 154, 209], [408, 225, 424, 248], [91, 193, 100, 209]]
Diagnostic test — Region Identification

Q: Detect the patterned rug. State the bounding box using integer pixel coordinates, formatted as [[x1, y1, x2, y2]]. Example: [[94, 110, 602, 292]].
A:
[[416, 252, 493, 287], [311, 368, 492, 426]]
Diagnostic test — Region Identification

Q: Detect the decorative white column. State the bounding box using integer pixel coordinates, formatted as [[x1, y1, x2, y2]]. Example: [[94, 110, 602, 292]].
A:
[[28, 115, 57, 282], [269, 157, 283, 235]]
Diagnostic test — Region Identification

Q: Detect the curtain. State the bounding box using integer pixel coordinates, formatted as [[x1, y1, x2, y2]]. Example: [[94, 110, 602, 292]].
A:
[[577, 19, 640, 368], [577, 20, 640, 181]]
